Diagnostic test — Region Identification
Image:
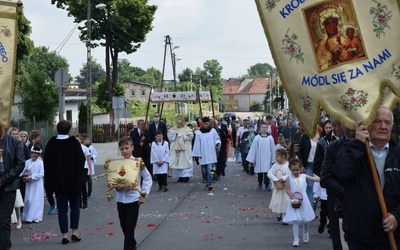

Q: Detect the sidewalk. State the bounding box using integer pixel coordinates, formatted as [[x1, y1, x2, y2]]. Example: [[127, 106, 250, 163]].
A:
[[91, 142, 119, 180]]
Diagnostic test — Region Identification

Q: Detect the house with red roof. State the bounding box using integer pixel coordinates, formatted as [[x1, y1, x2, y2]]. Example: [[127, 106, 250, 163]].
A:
[[222, 77, 278, 112]]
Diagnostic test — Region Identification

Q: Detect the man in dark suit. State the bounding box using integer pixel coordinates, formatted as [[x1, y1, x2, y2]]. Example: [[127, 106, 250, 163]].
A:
[[212, 117, 227, 179], [148, 112, 168, 143], [129, 119, 152, 176]]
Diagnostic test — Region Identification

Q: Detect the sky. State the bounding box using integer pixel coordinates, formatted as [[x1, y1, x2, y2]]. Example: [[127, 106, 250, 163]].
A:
[[22, 0, 275, 82]]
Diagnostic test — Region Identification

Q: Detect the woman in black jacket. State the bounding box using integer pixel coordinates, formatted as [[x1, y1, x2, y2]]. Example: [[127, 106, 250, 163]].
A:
[[297, 124, 321, 206]]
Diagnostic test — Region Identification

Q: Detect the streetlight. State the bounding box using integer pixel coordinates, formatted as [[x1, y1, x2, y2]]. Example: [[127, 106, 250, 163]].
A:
[[171, 45, 180, 113], [86, 0, 92, 140], [95, 3, 112, 106]]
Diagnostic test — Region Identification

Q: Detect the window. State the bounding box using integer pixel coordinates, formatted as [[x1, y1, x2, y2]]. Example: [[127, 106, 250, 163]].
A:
[[131, 90, 135, 96], [66, 110, 72, 122], [229, 95, 234, 100], [228, 104, 232, 109], [141, 90, 146, 96]]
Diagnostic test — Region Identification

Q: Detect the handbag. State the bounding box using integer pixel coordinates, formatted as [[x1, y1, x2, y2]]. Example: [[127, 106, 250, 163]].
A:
[[273, 169, 285, 189], [290, 192, 303, 208]]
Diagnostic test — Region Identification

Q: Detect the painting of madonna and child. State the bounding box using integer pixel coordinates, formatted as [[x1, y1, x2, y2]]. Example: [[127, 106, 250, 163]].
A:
[[303, 0, 367, 72]]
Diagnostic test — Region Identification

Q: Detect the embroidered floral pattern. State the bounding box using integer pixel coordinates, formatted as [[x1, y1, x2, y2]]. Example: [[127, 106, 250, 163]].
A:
[[339, 88, 368, 111], [265, 0, 280, 11], [299, 92, 312, 112], [0, 26, 11, 38], [369, 0, 392, 38], [281, 29, 304, 63], [391, 64, 400, 81]]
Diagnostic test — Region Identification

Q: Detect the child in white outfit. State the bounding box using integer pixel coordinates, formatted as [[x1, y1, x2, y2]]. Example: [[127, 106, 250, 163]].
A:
[[267, 148, 290, 222], [21, 145, 44, 223], [151, 130, 170, 192], [284, 159, 320, 247]]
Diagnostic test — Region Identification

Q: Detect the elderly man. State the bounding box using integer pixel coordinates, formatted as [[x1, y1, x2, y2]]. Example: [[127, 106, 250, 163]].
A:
[[0, 127, 25, 249], [335, 106, 400, 249], [168, 115, 193, 183]]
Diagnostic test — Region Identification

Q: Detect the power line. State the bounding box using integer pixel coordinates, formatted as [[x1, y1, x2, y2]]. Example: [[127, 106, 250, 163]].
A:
[[54, 23, 79, 54]]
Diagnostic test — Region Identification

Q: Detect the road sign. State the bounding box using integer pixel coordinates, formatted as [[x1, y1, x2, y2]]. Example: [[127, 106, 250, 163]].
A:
[[54, 69, 69, 87], [112, 96, 125, 110], [115, 108, 130, 118]]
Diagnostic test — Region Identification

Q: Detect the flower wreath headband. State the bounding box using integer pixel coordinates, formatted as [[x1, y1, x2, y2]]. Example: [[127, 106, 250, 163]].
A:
[[31, 146, 42, 154]]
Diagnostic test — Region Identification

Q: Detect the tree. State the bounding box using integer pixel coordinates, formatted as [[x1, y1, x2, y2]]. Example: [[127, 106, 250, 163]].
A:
[[117, 59, 145, 82], [247, 63, 276, 78], [138, 67, 162, 86], [19, 46, 69, 122], [75, 60, 106, 89], [178, 68, 194, 83], [128, 99, 156, 117], [93, 79, 125, 111], [51, 0, 157, 109], [15, 4, 34, 90], [24, 46, 69, 79], [20, 67, 58, 122], [78, 102, 88, 133]]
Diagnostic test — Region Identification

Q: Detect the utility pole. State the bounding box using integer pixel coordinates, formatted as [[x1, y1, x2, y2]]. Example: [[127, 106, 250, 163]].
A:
[[86, 0, 92, 139], [159, 35, 180, 114]]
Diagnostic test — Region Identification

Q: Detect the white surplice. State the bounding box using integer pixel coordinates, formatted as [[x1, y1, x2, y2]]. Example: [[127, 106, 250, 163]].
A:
[[150, 140, 170, 175], [246, 134, 276, 173], [21, 158, 44, 222], [192, 128, 221, 165]]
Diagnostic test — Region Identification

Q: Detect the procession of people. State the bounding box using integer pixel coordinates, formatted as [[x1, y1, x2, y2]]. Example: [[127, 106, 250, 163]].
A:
[[2, 108, 400, 249]]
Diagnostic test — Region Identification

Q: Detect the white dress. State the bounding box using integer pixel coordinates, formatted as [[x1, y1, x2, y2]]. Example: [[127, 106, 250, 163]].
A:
[[150, 141, 170, 175], [283, 174, 315, 224], [246, 134, 275, 173], [268, 162, 290, 213], [21, 158, 44, 222]]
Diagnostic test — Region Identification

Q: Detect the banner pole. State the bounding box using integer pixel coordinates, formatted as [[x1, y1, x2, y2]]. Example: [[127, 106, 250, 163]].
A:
[[210, 86, 215, 118], [196, 86, 202, 118], [140, 86, 152, 155], [365, 140, 397, 250]]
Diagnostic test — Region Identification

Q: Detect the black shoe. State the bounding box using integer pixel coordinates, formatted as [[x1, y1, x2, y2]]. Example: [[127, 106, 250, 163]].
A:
[[71, 234, 81, 242], [182, 177, 190, 183], [62, 238, 70, 244], [208, 186, 213, 191], [82, 202, 88, 209], [163, 186, 169, 192], [318, 223, 325, 234], [177, 177, 183, 183], [277, 214, 282, 221]]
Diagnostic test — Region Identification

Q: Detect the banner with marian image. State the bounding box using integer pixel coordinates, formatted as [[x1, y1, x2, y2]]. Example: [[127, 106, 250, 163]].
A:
[[256, 0, 400, 136]]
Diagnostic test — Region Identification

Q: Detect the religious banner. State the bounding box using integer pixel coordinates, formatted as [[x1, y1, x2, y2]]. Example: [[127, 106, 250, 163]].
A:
[[0, 0, 17, 128], [256, 0, 400, 136], [151, 91, 211, 102]]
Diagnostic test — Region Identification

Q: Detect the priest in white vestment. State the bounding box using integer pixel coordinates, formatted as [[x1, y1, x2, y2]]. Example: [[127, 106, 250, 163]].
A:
[[168, 115, 194, 182]]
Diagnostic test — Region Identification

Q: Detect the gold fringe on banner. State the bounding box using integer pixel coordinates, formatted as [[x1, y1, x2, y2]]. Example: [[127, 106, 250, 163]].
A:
[[0, 0, 18, 128]]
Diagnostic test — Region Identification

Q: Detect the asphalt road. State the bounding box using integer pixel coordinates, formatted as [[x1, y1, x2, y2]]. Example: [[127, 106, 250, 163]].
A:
[[10, 159, 334, 250]]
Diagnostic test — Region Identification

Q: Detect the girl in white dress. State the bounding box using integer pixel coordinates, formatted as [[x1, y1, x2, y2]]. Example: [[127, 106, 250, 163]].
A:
[[21, 145, 44, 223], [283, 158, 320, 247], [267, 148, 290, 222]]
